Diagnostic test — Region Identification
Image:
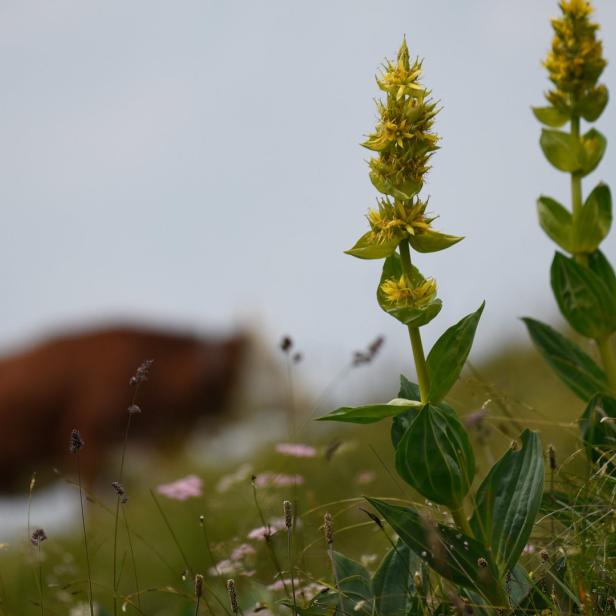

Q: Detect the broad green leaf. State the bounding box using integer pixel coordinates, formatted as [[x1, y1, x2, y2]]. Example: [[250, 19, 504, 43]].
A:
[[540, 129, 584, 173], [550, 252, 616, 338], [522, 317, 608, 400], [470, 430, 544, 572], [377, 254, 442, 328], [588, 250, 616, 299], [391, 376, 458, 447], [346, 231, 400, 260], [317, 399, 423, 424], [399, 375, 420, 401], [426, 302, 485, 402], [372, 542, 419, 616], [366, 498, 503, 606], [509, 565, 533, 607], [395, 404, 475, 508], [537, 196, 574, 252], [332, 551, 373, 616], [391, 377, 421, 447], [575, 183, 612, 253], [578, 84, 609, 122], [532, 106, 569, 128], [408, 229, 464, 253], [579, 394, 616, 469], [580, 128, 607, 177]]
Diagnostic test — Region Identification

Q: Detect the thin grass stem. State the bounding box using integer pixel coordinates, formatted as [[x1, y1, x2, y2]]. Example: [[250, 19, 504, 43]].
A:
[[150, 490, 192, 574], [76, 453, 95, 616]]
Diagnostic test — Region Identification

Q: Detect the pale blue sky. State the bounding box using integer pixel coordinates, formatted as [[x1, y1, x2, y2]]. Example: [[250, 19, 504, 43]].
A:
[[1, 1, 615, 397]]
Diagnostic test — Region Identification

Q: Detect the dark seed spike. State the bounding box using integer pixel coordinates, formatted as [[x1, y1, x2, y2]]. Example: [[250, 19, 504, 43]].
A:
[[69, 429, 84, 454]]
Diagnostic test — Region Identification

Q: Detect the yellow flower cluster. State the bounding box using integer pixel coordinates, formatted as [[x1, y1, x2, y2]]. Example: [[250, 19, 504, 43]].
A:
[[363, 39, 439, 199], [380, 275, 437, 309], [367, 198, 433, 246], [544, 0, 607, 114]]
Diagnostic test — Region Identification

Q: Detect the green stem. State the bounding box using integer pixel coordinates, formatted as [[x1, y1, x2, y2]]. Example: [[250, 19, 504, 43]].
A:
[[597, 335, 616, 393], [450, 506, 473, 538], [76, 455, 95, 616], [570, 115, 588, 266], [408, 327, 430, 403], [398, 240, 430, 402]]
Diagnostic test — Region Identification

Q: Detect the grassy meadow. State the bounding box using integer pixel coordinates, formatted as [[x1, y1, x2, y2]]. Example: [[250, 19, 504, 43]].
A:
[[0, 343, 594, 615]]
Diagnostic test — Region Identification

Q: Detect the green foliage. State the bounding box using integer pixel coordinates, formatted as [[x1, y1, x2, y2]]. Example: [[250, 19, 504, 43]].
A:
[[425, 303, 485, 402], [539, 128, 607, 176], [309, 544, 424, 616], [390, 376, 422, 447], [532, 106, 569, 127], [470, 430, 544, 572], [550, 252, 616, 339], [395, 404, 475, 508], [372, 542, 418, 616], [578, 84, 609, 122], [408, 228, 463, 253], [522, 317, 608, 401], [366, 498, 504, 606], [539, 129, 585, 173], [316, 399, 422, 424], [580, 128, 607, 176], [575, 183, 612, 253], [332, 552, 373, 616], [369, 172, 421, 201], [589, 249, 616, 297], [345, 232, 400, 260], [376, 254, 442, 327], [537, 196, 574, 252], [579, 393, 616, 467]]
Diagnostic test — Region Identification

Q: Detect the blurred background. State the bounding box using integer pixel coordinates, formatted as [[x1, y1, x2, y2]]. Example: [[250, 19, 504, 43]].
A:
[[0, 0, 615, 558], [0, 0, 614, 399]]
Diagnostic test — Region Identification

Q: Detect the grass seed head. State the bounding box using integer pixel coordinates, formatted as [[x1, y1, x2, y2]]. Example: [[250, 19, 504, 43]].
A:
[[69, 429, 84, 454]]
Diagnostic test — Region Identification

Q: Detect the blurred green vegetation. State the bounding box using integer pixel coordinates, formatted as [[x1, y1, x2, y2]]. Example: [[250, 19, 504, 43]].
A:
[[0, 343, 592, 615]]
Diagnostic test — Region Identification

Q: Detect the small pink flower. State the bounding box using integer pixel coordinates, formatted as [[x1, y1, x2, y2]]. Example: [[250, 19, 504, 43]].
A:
[[267, 578, 301, 592], [217, 463, 253, 493], [157, 474, 203, 501], [275, 443, 317, 458], [301, 583, 326, 601], [231, 543, 256, 561], [247, 524, 279, 540], [355, 471, 376, 485], [209, 559, 239, 576], [254, 472, 304, 488]]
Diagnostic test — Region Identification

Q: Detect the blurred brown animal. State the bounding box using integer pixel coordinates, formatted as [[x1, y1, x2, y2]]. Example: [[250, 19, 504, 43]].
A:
[[0, 325, 246, 489]]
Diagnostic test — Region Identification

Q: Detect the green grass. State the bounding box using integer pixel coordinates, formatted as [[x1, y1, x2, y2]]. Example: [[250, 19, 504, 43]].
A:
[[0, 344, 612, 615]]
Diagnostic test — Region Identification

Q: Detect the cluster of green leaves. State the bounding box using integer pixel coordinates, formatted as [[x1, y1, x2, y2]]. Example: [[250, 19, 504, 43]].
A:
[[526, 0, 616, 473], [320, 372, 544, 610], [283, 545, 424, 616]]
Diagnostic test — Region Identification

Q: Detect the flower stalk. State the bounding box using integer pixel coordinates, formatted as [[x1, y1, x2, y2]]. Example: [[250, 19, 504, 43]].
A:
[[398, 240, 430, 402], [530, 0, 616, 399], [318, 35, 546, 611]]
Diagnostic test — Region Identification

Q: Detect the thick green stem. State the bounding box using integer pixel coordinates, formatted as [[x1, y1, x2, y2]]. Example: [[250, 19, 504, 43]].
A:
[[451, 505, 473, 538], [398, 241, 430, 402], [597, 335, 616, 393]]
